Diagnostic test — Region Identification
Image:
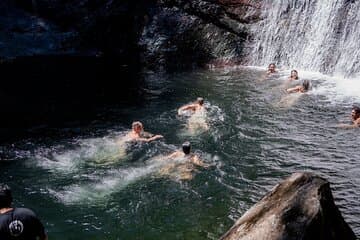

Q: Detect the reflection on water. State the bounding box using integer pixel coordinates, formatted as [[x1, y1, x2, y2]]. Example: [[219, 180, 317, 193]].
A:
[[0, 67, 360, 239]]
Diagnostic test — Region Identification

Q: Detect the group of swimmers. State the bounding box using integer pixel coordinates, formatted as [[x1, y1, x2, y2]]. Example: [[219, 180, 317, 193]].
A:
[[121, 63, 360, 179], [122, 64, 360, 180], [266, 63, 310, 93], [121, 97, 208, 180], [267, 63, 360, 128]]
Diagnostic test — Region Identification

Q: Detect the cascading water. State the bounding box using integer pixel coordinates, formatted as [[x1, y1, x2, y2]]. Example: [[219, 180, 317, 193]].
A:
[[249, 0, 360, 77]]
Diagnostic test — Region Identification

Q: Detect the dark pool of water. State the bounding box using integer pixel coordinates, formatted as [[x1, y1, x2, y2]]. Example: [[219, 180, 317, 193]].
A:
[[0, 67, 359, 239]]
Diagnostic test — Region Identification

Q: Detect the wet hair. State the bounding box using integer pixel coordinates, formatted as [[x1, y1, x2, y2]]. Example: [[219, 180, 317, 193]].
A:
[[132, 121, 143, 130], [291, 70, 299, 79], [268, 63, 276, 68], [352, 106, 360, 115], [0, 184, 12, 208], [197, 97, 204, 105], [182, 141, 191, 155], [302, 80, 310, 91]]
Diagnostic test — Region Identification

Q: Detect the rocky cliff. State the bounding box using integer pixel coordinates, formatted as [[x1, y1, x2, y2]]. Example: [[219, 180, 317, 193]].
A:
[[1, 0, 262, 69]]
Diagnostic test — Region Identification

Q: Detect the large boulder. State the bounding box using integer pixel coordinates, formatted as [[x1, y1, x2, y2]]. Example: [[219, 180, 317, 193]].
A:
[[220, 172, 356, 240]]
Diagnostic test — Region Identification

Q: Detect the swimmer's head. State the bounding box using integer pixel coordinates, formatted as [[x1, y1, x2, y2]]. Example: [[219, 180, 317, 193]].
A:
[[268, 63, 276, 73], [0, 184, 12, 208], [197, 97, 204, 106], [302, 80, 310, 91], [182, 141, 191, 155], [290, 70, 298, 79], [351, 106, 360, 120], [132, 121, 143, 134]]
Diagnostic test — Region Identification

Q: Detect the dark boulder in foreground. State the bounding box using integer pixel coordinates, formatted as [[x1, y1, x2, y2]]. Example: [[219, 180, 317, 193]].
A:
[[220, 172, 356, 240]]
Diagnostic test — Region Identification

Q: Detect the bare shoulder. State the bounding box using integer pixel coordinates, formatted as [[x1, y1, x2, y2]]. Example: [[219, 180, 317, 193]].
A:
[[355, 118, 360, 126], [168, 151, 182, 159]]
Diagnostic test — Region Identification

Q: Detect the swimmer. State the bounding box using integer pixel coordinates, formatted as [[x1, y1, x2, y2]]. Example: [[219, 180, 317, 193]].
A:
[[337, 106, 360, 129], [288, 69, 299, 81], [166, 141, 207, 167], [351, 106, 360, 126], [266, 63, 277, 75], [124, 121, 163, 142], [286, 80, 310, 94], [178, 97, 205, 115], [158, 142, 208, 180]]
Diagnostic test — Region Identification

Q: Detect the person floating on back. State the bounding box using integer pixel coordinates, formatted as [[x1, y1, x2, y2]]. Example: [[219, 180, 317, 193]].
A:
[[286, 80, 310, 94], [337, 106, 360, 128], [124, 121, 163, 142], [288, 69, 299, 81], [0, 184, 47, 240], [178, 97, 205, 116]]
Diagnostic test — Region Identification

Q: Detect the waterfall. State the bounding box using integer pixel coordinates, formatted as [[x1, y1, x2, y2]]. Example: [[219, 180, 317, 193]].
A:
[[248, 0, 360, 77]]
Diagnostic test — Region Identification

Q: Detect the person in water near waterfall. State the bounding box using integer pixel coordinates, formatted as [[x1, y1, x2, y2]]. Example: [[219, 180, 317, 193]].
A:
[[166, 142, 208, 167], [337, 106, 360, 128], [125, 121, 163, 142], [158, 142, 209, 180], [288, 70, 299, 80], [266, 63, 277, 74], [351, 106, 360, 126], [178, 97, 205, 115], [286, 80, 310, 94]]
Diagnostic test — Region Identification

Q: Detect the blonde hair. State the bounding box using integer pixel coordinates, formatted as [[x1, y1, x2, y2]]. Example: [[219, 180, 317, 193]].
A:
[[132, 121, 143, 130]]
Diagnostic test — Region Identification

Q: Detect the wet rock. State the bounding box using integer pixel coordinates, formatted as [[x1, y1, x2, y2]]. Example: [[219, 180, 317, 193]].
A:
[[142, 0, 263, 70], [0, 0, 77, 58], [220, 172, 357, 240], [1, 0, 263, 69]]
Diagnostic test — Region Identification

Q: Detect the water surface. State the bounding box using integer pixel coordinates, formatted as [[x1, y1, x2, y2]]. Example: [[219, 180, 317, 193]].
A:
[[1, 67, 359, 239]]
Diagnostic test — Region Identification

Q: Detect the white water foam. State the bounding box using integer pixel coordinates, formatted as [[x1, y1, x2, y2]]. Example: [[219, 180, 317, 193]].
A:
[[52, 154, 192, 204], [33, 132, 129, 172], [244, 65, 360, 105], [179, 102, 225, 137]]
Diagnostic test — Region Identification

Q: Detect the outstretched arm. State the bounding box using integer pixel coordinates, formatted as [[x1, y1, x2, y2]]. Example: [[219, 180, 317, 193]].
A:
[[337, 124, 358, 129], [286, 86, 301, 93], [138, 134, 163, 142], [190, 155, 209, 168], [178, 104, 197, 114]]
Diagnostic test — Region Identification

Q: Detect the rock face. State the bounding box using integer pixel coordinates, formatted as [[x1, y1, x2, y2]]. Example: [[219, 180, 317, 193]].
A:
[[1, 0, 262, 69], [220, 172, 356, 240], [140, 0, 262, 70]]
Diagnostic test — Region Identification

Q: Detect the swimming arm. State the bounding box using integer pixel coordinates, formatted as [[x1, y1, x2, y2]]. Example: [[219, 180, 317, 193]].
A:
[[191, 155, 209, 168], [286, 86, 301, 93], [178, 104, 197, 114], [336, 123, 359, 129], [138, 134, 163, 142]]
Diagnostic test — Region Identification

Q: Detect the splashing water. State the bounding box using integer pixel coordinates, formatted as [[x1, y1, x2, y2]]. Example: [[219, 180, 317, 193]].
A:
[[53, 161, 165, 205], [179, 102, 225, 137], [33, 133, 129, 173]]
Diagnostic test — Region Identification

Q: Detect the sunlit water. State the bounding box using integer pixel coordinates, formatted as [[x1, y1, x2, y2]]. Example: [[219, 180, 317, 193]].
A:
[[0, 67, 359, 239]]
